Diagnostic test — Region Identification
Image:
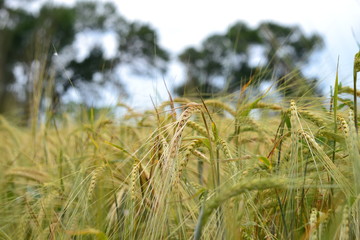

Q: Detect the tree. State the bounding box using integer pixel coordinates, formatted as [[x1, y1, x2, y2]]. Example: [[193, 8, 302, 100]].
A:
[[176, 21, 323, 97], [0, 1, 169, 116]]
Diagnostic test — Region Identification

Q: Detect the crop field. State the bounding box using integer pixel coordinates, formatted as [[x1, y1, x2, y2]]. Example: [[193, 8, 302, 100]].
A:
[[1, 0, 360, 239], [1, 68, 360, 239]]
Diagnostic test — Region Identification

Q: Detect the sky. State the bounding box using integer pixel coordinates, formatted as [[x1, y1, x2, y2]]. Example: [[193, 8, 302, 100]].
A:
[[9, 0, 360, 108]]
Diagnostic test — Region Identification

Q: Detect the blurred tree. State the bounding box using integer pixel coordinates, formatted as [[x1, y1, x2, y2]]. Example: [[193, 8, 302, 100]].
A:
[[176, 21, 323, 97], [0, 1, 169, 116]]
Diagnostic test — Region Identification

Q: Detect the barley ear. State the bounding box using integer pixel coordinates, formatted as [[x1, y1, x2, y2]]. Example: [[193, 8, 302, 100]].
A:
[[88, 167, 104, 202], [353, 51, 360, 132], [339, 205, 350, 240], [309, 208, 318, 240]]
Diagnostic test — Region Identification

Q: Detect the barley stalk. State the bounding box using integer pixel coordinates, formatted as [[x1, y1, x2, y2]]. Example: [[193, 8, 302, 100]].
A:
[[298, 130, 352, 196], [194, 177, 288, 240]]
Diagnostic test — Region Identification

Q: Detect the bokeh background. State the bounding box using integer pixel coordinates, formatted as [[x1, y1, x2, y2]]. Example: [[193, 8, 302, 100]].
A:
[[0, 0, 359, 119]]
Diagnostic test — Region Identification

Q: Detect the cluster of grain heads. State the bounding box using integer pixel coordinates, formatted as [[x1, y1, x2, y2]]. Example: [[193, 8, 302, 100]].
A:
[[165, 102, 203, 173], [176, 139, 203, 185], [5, 67, 360, 239], [162, 102, 203, 193]]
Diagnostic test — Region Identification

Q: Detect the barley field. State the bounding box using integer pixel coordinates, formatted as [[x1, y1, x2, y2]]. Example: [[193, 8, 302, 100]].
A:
[[1, 67, 360, 239]]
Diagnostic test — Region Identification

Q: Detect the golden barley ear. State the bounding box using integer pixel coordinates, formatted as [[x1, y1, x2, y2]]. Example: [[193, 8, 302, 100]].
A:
[[203, 99, 236, 117], [299, 110, 325, 127], [338, 86, 360, 97], [187, 120, 214, 141], [87, 166, 105, 202], [177, 139, 202, 181], [166, 103, 202, 167]]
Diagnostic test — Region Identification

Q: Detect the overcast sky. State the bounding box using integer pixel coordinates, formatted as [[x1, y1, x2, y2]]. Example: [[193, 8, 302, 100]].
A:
[[12, 0, 360, 107], [119, 0, 360, 53], [117, 0, 360, 107]]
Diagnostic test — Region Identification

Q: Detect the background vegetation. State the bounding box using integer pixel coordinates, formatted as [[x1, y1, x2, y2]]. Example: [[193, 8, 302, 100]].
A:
[[1, 0, 323, 121]]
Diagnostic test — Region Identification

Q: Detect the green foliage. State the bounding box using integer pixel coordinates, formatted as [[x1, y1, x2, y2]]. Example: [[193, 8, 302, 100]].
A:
[[0, 1, 170, 116], [176, 21, 323, 97], [37, 5, 76, 48]]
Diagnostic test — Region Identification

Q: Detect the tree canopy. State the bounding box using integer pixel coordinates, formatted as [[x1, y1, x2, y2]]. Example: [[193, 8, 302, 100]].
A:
[[176, 21, 323, 97], [0, 0, 170, 115]]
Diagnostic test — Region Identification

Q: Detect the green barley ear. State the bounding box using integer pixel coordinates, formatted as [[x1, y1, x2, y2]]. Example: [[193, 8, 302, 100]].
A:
[[203, 99, 236, 117], [299, 110, 325, 127], [353, 51, 360, 132], [339, 205, 350, 240], [355, 51, 360, 73], [309, 208, 318, 240], [187, 120, 214, 141]]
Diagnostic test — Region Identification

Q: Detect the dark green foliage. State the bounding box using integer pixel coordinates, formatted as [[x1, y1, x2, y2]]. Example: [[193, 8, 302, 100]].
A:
[[120, 22, 169, 74], [67, 47, 115, 85], [0, 1, 169, 115], [176, 21, 323, 97], [37, 5, 76, 48]]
